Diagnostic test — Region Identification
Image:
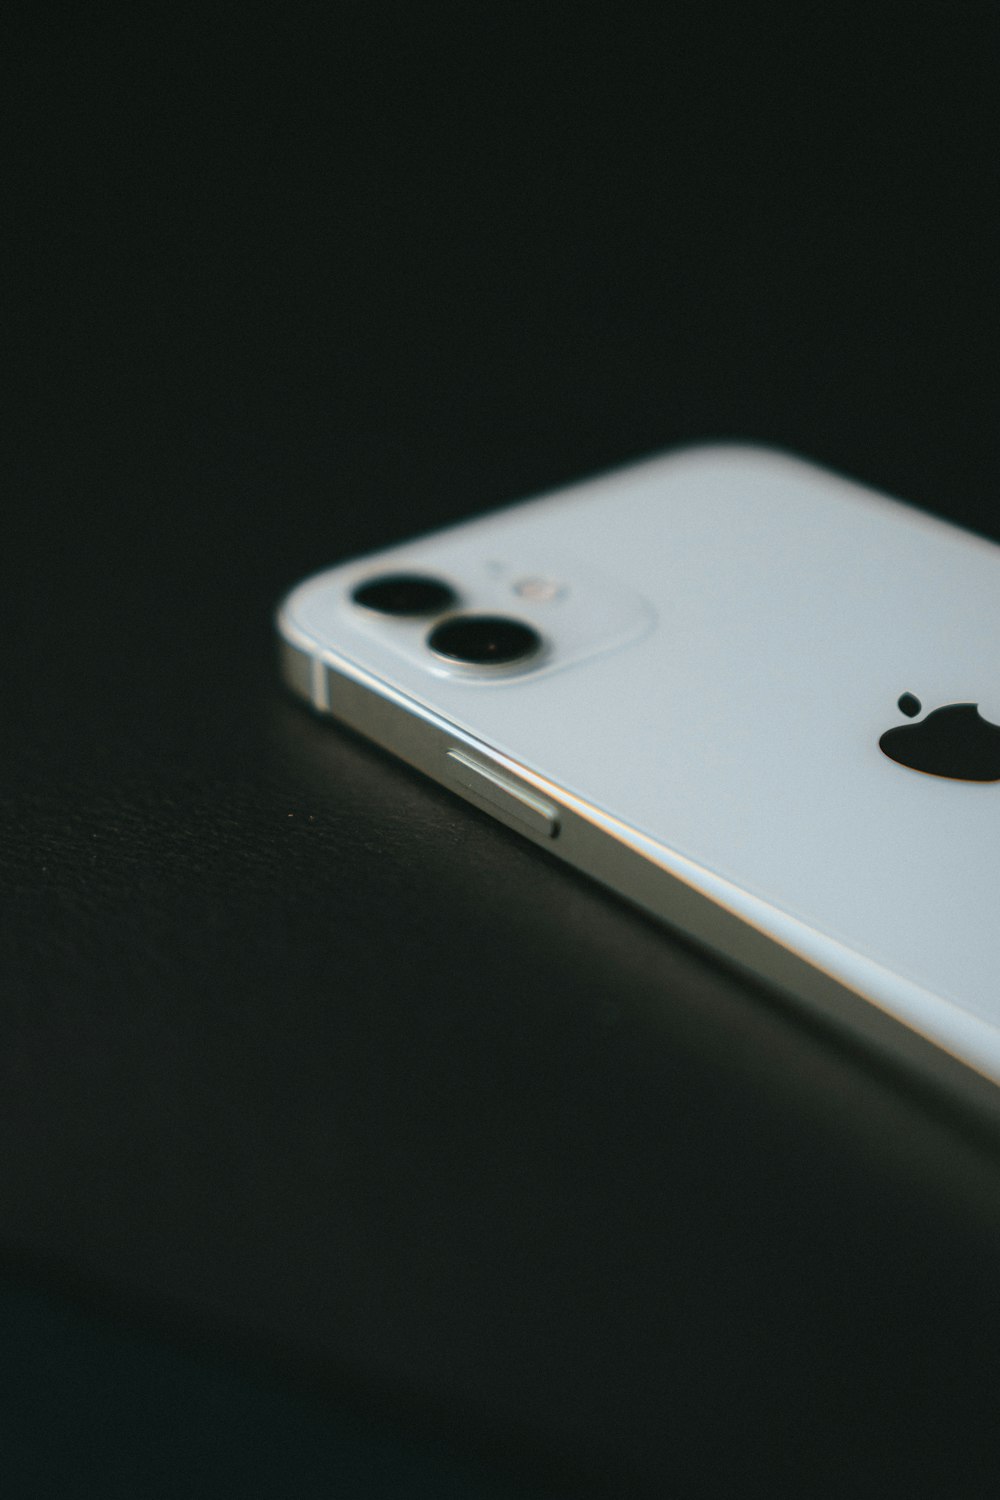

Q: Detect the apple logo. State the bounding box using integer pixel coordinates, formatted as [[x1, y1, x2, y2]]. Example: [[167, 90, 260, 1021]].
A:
[[879, 694, 1000, 781]]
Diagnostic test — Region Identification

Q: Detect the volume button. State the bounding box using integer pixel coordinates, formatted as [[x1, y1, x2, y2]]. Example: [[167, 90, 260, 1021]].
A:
[[445, 750, 560, 839]]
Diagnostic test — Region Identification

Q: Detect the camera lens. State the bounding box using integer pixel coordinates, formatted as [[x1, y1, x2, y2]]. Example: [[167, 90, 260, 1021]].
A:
[[428, 615, 542, 666], [352, 574, 457, 616]]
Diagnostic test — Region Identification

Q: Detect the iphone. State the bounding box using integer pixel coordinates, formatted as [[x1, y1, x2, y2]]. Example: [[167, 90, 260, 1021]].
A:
[[276, 445, 1000, 1113]]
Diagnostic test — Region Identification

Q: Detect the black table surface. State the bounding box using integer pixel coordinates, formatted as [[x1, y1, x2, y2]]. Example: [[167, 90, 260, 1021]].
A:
[[5, 9, 1000, 1496]]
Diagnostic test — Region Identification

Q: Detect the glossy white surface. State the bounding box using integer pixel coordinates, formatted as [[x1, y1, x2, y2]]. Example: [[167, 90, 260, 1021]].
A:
[[280, 446, 1000, 1080]]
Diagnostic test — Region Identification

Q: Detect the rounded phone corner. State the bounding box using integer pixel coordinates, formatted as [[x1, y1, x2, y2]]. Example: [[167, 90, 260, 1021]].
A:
[[658, 437, 821, 476]]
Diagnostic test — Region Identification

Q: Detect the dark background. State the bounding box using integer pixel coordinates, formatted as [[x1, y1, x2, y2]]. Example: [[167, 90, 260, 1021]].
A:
[[4, 6, 1000, 1495]]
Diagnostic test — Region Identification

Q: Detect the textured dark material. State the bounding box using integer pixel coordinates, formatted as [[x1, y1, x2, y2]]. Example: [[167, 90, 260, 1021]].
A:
[[5, 9, 1000, 1495]]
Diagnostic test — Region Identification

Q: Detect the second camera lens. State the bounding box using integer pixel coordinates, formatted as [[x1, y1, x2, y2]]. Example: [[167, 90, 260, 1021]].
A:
[[352, 574, 457, 616], [427, 615, 542, 666]]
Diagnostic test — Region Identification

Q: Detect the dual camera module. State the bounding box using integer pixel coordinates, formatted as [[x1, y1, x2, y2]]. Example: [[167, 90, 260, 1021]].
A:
[[352, 574, 541, 667]]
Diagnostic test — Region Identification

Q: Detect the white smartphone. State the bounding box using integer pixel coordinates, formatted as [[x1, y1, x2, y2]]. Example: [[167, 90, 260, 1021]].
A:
[[276, 445, 1000, 1115]]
